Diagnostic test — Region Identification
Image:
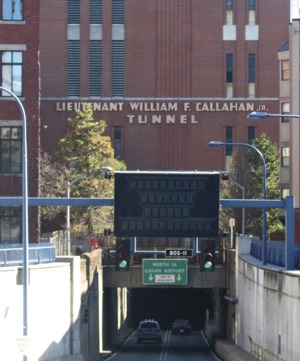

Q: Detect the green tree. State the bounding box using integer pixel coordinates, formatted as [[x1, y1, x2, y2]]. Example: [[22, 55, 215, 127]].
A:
[[220, 134, 283, 237], [39, 152, 70, 232], [41, 104, 126, 234]]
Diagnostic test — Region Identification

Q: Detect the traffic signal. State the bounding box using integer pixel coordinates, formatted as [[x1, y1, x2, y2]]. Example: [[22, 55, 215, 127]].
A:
[[201, 241, 215, 271], [115, 239, 131, 271]]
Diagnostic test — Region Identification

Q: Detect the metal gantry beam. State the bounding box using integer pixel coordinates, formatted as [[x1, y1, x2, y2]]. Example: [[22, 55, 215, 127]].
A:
[[0, 197, 114, 206], [0, 196, 295, 270]]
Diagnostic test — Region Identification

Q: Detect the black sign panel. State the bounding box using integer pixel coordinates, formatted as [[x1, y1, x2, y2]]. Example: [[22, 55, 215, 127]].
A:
[[114, 171, 220, 237], [166, 249, 193, 257]]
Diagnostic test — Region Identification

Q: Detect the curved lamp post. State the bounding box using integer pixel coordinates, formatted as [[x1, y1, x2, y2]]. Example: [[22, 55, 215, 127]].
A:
[[0, 87, 29, 355], [66, 166, 112, 255], [248, 111, 300, 120], [208, 141, 268, 265]]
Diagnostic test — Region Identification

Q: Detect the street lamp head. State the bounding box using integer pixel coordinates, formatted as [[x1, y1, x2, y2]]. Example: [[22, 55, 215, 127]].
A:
[[99, 166, 113, 179], [247, 111, 269, 119], [208, 141, 225, 147], [99, 166, 112, 172]]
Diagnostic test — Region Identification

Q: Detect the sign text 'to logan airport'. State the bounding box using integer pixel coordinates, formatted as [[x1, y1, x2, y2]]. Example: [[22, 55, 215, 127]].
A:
[[143, 259, 188, 286]]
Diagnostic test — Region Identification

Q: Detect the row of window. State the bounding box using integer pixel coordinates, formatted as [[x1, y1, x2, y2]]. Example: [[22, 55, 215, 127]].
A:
[[226, 0, 256, 11], [67, 47, 257, 98], [67, 0, 124, 25], [226, 53, 256, 97]]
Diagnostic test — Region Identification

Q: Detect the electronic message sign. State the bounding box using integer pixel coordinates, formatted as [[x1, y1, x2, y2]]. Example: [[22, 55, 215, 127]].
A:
[[114, 171, 220, 238]]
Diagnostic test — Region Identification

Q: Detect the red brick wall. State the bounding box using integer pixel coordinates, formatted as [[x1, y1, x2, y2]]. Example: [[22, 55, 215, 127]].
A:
[[40, 0, 289, 173], [0, 0, 40, 241]]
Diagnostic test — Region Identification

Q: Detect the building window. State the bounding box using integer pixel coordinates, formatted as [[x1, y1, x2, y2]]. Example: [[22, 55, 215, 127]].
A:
[[226, 54, 233, 97], [112, 0, 124, 24], [114, 126, 122, 159], [281, 188, 289, 199], [225, 126, 233, 156], [0, 127, 22, 173], [248, 126, 255, 144], [281, 60, 290, 81], [248, 54, 255, 83], [226, 0, 233, 10], [90, 0, 102, 24], [68, 0, 80, 24], [281, 102, 290, 123], [281, 147, 289, 167], [248, 53, 255, 97], [89, 41, 102, 97], [112, 40, 124, 97], [1, 51, 22, 96], [0, 206, 21, 243], [225, 0, 233, 24], [248, 0, 256, 10], [2, 0, 23, 21], [67, 41, 80, 97]]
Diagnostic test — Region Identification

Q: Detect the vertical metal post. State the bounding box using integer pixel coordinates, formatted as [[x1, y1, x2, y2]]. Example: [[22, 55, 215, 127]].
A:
[[0, 86, 29, 360], [66, 182, 71, 255], [284, 196, 295, 270]]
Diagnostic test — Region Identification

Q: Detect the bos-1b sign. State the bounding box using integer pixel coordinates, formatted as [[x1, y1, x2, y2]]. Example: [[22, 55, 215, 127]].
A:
[[143, 259, 188, 285]]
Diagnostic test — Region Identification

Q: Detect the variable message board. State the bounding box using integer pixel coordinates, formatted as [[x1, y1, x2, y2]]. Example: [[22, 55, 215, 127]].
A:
[[114, 171, 220, 238]]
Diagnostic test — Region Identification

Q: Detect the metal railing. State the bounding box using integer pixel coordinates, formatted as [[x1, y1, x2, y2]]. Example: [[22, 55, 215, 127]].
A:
[[250, 238, 300, 269], [0, 243, 55, 267]]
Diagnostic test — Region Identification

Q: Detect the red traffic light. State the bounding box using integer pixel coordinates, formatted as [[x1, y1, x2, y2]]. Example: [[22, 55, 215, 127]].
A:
[[201, 241, 215, 271], [119, 243, 128, 252], [116, 240, 131, 271]]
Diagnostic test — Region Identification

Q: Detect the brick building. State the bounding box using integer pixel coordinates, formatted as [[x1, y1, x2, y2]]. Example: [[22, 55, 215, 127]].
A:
[[0, 0, 40, 242], [0, 1, 292, 243], [40, 0, 289, 173]]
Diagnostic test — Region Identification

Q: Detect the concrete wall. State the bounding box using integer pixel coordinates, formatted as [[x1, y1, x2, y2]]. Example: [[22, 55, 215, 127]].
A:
[[236, 239, 300, 361], [0, 258, 83, 361]]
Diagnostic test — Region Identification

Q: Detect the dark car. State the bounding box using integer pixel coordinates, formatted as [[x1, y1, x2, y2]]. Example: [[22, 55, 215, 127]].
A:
[[171, 319, 192, 335], [137, 320, 162, 343]]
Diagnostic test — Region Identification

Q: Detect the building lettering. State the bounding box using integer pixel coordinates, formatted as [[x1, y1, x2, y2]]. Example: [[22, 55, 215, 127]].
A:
[[56, 101, 257, 113], [196, 102, 255, 112], [55, 101, 262, 125], [129, 102, 178, 111], [56, 102, 124, 112], [127, 114, 198, 124]]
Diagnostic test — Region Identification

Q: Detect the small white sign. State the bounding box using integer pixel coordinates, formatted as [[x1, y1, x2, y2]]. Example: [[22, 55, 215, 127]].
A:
[[16, 336, 31, 356], [155, 274, 175, 283]]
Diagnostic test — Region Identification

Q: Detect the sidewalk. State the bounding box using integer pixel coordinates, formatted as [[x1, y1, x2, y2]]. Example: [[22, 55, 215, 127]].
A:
[[214, 340, 253, 361]]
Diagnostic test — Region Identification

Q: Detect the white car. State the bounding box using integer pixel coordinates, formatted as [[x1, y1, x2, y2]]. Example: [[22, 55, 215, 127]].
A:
[[137, 320, 162, 343]]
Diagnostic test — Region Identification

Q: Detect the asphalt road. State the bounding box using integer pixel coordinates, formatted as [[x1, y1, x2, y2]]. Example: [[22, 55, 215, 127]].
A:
[[107, 329, 223, 361]]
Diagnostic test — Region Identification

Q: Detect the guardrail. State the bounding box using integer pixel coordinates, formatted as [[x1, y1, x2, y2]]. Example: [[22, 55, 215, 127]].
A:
[[250, 239, 300, 269], [0, 243, 56, 267]]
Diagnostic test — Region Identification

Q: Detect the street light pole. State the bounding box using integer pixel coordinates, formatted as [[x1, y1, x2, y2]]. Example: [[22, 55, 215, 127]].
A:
[[230, 179, 245, 236], [66, 166, 112, 255], [208, 141, 268, 265], [0, 86, 29, 358]]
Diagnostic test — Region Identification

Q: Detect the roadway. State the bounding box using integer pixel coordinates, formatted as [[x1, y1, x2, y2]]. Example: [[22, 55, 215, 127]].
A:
[[106, 329, 222, 361]]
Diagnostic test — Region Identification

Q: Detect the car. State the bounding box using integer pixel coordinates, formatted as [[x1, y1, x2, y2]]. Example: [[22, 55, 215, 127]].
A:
[[137, 320, 162, 343], [171, 319, 192, 335]]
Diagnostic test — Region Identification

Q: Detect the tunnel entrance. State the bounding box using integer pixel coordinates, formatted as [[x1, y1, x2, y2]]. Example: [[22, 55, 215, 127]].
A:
[[130, 288, 215, 329]]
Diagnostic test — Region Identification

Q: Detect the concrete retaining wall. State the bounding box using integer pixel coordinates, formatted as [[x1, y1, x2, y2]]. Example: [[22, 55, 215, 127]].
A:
[[0, 257, 83, 361], [237, 252, 300, 361]]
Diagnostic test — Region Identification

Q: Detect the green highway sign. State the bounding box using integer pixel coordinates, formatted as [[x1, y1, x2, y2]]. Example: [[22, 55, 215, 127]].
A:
[[142, 259, 188, 285]]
